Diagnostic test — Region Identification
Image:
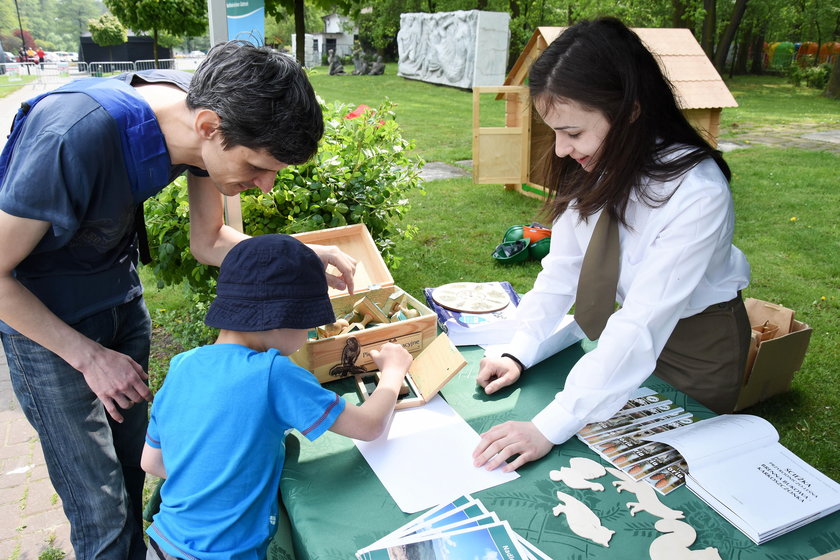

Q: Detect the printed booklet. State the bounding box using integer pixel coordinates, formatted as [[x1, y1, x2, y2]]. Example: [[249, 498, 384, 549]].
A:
[[576, 387, 700, 494], [644, 414, 840, 544], [356, 495, 551, 560]]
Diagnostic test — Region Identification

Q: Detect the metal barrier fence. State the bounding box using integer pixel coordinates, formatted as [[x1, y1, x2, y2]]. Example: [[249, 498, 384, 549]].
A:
[[134, 59, 176, 71], [0, 59, 200, 89], [88, 61, 135, 76]]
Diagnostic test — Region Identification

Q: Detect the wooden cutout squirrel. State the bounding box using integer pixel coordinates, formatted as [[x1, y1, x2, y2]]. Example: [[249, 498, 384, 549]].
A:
[[606, 467, 684, 520], [549, 457, 607, 491], [649, 518, 722, 560], [552, 490, 615, 547]]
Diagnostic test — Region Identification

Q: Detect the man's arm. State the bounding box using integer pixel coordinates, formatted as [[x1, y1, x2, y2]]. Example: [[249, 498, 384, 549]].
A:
[[0, 210, 151, 422], [186, 174, 357, 292], [186, 174, 249, 267]]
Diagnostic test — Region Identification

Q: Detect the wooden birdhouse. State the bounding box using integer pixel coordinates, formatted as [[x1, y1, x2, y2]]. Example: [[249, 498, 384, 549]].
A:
[[472, 27, 738, 198]]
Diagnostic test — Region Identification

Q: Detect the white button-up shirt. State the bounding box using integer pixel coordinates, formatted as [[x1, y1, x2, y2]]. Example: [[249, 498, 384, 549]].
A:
[[503, 156, 750, 444]]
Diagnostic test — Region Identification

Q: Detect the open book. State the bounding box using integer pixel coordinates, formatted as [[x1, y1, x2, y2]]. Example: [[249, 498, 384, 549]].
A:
[[644, 414, 840, 544]]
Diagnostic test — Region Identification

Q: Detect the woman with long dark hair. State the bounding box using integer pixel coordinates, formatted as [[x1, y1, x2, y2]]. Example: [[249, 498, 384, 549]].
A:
[[473, 18, 751, 472]]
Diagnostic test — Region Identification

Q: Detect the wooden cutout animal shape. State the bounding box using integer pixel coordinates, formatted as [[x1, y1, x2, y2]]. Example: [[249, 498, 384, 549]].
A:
[[649, 518, 722, 560], [606, 467, 684, 520], [550, 457, 607, 491], [552, 490, 615, 547]]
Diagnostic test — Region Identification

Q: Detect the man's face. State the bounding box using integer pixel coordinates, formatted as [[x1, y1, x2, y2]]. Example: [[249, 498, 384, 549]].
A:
[[200, 136, 288, 196]]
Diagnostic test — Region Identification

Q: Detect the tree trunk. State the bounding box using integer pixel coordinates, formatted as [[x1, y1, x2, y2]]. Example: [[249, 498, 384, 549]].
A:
[[294, 0, 305, 65], [749, 23, 766, 75], [671, 0, 687, 27], [713, 0, 749, 71], [153, 28, 159, 68], [733, 23, 752, 75], [477, 0, 488, 9], [827, 54, 840, 98], [510, 0, 520, 20], [701, 0, 716, 58]]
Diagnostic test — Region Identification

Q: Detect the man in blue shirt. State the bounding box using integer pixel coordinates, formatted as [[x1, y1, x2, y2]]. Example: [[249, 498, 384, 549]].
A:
[[0, 42, 355, 560]]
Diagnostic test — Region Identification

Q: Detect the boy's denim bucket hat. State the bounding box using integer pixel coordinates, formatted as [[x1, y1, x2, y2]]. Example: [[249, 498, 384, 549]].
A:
[[205, 234, 336, 331]]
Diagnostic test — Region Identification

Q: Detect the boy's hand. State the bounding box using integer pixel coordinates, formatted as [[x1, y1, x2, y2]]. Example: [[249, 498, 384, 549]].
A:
[[369, 342, 412, 384]]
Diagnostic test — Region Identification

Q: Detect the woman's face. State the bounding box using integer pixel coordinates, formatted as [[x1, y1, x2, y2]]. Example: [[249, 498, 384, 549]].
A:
[[537, 97, 611, 173]]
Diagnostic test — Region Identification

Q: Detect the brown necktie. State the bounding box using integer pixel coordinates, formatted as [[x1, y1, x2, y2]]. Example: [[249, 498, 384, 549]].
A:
[[574, 210, 620, 340]]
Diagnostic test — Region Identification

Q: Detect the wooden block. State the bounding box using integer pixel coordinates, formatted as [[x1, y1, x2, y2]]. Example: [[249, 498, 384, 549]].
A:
[[354, 296, 389, 324]]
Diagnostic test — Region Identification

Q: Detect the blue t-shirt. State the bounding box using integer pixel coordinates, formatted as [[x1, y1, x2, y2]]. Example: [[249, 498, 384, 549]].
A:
[[145, 344, 346, 560], [0, 70, 204, 332]]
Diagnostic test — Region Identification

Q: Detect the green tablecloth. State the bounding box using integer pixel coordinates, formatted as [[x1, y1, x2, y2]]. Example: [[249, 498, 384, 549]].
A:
[[274, 343, 840, 559]]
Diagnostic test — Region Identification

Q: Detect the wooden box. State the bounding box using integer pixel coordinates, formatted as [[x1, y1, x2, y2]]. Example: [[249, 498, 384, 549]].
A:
[[354, 333, 467, 409], [290, 224, 437, 384], [734, 298, 812, 411]]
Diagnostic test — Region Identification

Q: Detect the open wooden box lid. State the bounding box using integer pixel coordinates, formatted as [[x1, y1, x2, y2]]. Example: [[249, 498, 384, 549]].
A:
[[409, 333, 467, 402], [292, 224, 393, 297]]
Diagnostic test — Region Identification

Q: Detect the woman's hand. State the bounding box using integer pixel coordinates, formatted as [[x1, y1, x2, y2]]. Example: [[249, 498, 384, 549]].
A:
[[472, 421, 554, 472], [476, 355, 522, 395]]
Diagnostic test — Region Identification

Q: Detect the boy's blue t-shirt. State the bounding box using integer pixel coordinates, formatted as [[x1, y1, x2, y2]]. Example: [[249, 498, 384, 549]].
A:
[[145, 344, 346, 560]]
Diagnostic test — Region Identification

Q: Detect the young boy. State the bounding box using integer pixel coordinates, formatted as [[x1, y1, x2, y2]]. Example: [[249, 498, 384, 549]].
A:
[[141, 234, 412, 560]]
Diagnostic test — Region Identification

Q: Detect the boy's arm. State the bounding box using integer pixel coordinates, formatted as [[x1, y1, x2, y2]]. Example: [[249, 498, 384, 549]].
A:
[[329, 343, 412, 441], [141, 443, 167, 479]]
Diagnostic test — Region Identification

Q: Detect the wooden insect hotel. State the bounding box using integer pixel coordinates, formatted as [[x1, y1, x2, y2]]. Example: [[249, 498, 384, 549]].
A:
[[472, 27, 738, 198]]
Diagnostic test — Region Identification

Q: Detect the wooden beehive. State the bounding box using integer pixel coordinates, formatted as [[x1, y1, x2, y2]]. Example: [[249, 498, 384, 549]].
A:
[[473, 27, 738, 199]]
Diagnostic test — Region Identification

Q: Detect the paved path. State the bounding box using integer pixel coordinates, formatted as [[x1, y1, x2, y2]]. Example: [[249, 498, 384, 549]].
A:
[[0, 78, 836, 559], [0, 343, 73, 559]]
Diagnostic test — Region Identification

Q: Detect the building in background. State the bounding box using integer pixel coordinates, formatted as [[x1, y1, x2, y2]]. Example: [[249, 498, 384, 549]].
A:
[[292, 12, 357, 67]]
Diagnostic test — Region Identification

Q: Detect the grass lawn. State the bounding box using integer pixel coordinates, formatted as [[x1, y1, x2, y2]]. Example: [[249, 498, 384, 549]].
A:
[[144, 69, 839, 481]]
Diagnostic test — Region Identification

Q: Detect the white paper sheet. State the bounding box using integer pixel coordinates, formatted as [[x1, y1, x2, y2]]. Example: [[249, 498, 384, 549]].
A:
[[353, 396, 519, 513], [481, 314, 584, 358]]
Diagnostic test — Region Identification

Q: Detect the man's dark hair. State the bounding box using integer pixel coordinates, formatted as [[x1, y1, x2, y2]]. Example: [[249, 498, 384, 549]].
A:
[[529, 18, 730, 226], [187, 41, 324, 165]]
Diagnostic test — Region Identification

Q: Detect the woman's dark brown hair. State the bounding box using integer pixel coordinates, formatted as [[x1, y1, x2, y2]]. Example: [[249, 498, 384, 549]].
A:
[[529, 17, 731, 226]]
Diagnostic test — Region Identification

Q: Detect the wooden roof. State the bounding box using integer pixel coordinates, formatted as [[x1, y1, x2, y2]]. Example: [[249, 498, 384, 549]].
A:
[[505, 26, 737, 109]]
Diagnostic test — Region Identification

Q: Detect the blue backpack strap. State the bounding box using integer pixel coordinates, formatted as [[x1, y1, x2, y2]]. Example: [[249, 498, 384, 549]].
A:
[[0, 78, 170, 204]]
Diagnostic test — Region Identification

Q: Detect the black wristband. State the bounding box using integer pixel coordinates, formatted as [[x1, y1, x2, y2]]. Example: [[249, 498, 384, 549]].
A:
[[501, 353, 526, 374]]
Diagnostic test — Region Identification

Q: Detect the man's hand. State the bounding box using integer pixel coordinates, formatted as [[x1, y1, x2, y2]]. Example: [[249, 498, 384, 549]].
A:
[[75, 343, 153, 423], [472, 420, 554, 473], [307, 244, 357, 294], [476, 355, 522, 395]]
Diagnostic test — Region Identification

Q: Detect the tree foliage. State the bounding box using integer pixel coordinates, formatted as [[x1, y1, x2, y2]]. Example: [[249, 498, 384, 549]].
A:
[[343, 0, 838, 74], [104, 0, 206, 61], [0, 0, 103, 51], [88, 13, 126, 47]]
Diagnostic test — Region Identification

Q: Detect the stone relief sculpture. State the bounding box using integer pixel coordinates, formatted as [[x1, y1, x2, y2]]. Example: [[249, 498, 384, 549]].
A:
[[397, 10, 510, 89]]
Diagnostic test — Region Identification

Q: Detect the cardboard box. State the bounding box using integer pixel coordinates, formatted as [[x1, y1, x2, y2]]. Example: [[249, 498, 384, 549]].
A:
[[354, 333, 467, 409], [290, 224, 437, 384], [734, 298, 812, 411]]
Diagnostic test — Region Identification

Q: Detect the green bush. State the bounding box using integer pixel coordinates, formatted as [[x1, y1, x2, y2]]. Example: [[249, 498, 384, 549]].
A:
[[143, 98, 424, 301], [786, 57, 832, 90]]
